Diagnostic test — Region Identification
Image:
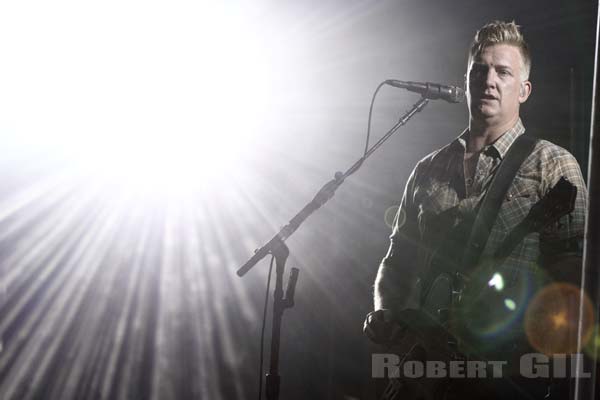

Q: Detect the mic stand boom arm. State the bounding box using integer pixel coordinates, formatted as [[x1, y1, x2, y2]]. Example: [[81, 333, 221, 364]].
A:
[[236, 96, 429, 277]]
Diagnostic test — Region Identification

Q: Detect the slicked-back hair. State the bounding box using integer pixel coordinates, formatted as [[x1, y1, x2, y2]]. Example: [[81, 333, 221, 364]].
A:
[[469, 20, 531, 80]]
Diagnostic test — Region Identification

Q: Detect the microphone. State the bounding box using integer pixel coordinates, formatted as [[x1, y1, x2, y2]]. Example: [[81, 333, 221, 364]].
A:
[[385, 80, 465, 103]]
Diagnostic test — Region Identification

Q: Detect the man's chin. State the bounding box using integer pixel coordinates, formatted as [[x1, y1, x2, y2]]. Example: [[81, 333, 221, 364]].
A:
[[471, 107, 497, 120]]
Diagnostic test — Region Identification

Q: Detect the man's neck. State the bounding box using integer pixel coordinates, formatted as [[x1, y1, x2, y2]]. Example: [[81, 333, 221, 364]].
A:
[[467, 115, 519, 153]]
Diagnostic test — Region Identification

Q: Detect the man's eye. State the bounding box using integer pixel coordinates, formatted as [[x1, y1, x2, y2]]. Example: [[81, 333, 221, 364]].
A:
[[470, 68, 486, 78]]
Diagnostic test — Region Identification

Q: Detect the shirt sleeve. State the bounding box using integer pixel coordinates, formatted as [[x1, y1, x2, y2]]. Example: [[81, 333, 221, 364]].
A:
[[539, 147, 587, 243], [539, 146, 587, 282], [373, 163, 422, 311]]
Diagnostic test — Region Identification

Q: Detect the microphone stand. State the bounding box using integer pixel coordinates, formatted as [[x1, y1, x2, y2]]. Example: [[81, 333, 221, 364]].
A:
[[265, 239, 298, 400], [237, 96, 430, 400]]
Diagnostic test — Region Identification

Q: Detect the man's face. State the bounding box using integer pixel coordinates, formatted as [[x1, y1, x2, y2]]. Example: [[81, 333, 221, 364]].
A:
[[466, 44, 531, 127]]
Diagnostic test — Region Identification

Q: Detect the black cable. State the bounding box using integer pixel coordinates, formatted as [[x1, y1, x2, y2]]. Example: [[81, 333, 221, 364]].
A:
[[257, 255, 275, 400], [363, 81, 388, 157]]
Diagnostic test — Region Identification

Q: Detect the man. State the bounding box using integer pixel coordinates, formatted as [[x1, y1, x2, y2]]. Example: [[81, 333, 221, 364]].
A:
[[364, 21, 587, 399]]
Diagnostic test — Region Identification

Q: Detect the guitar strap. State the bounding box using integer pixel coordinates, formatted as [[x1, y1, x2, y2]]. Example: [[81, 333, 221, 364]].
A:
[[461, 134, 538, 269]]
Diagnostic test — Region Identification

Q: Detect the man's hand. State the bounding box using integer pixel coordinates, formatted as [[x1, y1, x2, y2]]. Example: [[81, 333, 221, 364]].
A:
[[363, 309, 406, 345]]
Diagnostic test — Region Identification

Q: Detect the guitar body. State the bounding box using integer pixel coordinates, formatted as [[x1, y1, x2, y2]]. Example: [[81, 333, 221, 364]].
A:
[[379, 274, 455, 400], [376, 177, 577, 400]]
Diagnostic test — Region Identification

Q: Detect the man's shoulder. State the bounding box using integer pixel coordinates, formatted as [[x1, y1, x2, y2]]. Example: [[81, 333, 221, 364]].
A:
[[526, 138, 580, 167], [413, 141, 458, 173], [520, 137, 586, 196], [531, 138, 574, 157]]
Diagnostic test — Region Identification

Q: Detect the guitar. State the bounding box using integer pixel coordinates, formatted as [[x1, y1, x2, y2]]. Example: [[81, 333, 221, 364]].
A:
[[378, 177, 577, 400]]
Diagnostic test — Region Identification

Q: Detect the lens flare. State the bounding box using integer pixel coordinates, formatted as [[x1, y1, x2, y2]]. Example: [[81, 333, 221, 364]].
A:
[[455, 261, 548, 353], [488, 273, 504, 291], [583, 324, 600, 361], [504, 298, 516, 311], [384, 206, 399, 229], [524, 283, 594, 355]]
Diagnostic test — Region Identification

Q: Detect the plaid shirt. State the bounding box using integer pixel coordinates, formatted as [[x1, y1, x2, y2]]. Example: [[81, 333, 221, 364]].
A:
[[376, 119, 587, 311]]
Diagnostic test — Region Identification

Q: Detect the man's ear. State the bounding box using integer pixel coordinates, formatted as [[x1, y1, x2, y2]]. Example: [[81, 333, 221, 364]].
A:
[[519, 81, 532, 103]]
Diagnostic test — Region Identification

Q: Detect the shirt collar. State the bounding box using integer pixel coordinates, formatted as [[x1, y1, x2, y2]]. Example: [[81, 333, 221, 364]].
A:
[[453, 118, 526, 159]]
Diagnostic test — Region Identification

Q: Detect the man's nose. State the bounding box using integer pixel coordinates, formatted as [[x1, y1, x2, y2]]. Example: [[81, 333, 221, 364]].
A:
[[484, 69, 497, 88]]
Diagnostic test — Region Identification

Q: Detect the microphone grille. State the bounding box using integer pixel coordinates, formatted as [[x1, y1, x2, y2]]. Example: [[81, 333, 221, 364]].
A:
[[451, 86, 466, 103]]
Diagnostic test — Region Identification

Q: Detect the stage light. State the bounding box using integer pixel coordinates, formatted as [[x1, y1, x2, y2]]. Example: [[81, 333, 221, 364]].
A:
[[1, 1, 273, 200], [0, 3, 284, 398]]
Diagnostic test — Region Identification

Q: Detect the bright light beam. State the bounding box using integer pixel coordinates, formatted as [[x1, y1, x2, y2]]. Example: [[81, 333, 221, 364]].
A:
[[0, 1, 273, 199]]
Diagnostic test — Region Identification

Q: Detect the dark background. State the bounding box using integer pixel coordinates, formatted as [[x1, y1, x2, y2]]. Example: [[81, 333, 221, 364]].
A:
[[0, 1, 596, 399]]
